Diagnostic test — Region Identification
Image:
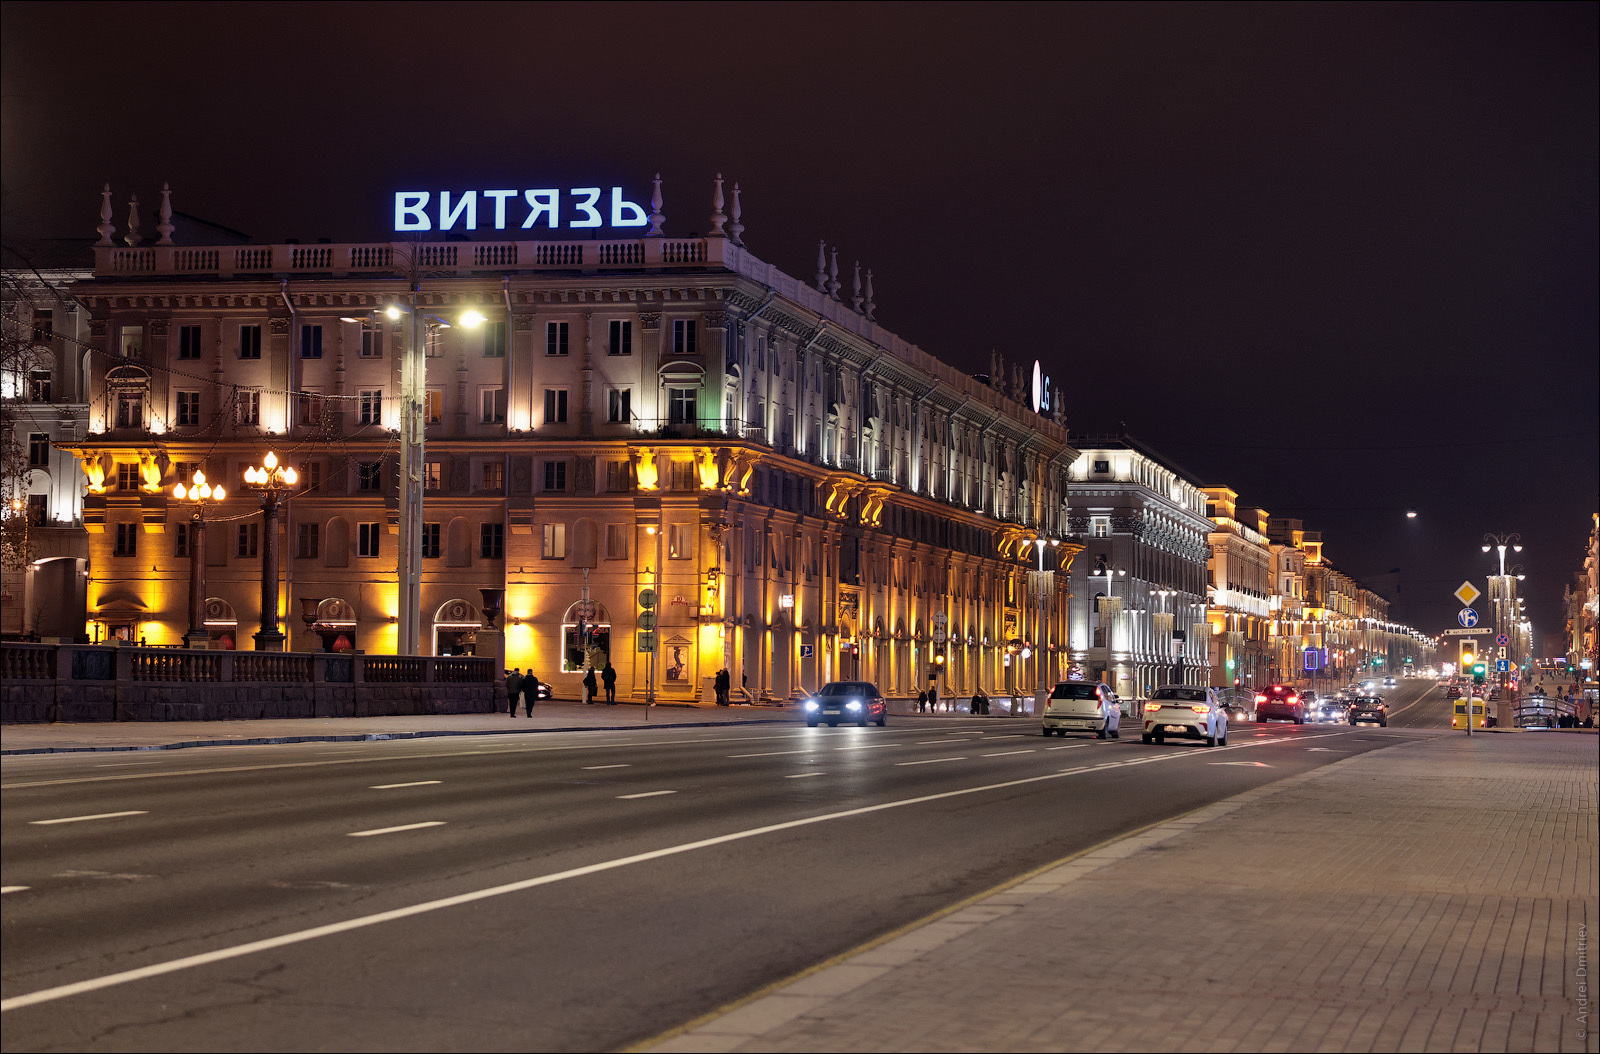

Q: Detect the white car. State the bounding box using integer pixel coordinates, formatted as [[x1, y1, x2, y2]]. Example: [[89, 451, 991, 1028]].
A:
[[1141, 684, 1228, 747], [1041, 681, 1120, 739]]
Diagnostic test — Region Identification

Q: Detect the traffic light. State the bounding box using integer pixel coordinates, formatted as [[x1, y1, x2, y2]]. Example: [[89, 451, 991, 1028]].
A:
[[1459, 641, 1476, 668], [1472, 662, 1487, 686]]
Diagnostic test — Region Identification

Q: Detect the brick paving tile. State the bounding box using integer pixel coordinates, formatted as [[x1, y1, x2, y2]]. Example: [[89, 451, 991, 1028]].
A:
[[643, 734, 1597, 1054]]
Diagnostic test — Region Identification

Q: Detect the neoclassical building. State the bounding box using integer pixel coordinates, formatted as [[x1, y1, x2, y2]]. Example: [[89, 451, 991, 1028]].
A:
[[49, 177, 1083, 703], [1063, 435, 1213, 697]]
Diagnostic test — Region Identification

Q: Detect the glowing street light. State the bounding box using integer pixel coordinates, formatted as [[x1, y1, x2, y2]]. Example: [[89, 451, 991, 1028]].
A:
[[172, 470, 225, 648], [242, 451, 298, 651]]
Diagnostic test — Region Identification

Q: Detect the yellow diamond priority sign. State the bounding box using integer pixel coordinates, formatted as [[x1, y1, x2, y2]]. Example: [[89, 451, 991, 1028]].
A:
[[1454, 580, 1481, 607]]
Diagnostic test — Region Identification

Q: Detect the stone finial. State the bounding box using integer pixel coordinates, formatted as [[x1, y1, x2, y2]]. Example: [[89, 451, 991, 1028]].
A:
[[852, 261, 864, 312], [709, 173, 727, 236], [864, 269, 876, 320], [646, 172, 666, 236], [156, 182, 175, 245], [989, 349, 1002, 388], [814, 240, 828, 292], [124, 193, 143, 247], [96, 183, 116, 246], [827, 247, 841, 299], [727, 182, 745, 246]]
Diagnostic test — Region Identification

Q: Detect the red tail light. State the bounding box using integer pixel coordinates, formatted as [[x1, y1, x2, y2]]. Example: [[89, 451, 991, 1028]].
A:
[[1254, 694, 1267, 704]]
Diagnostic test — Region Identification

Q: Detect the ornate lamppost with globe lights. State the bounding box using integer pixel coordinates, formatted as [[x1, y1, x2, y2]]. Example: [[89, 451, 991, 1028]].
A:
[[171, 470, 225, 648], [242, 451, 297, 651]]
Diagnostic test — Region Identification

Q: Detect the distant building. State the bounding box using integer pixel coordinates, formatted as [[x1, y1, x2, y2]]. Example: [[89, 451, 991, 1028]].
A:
[[1064, 434, 1213, 697]]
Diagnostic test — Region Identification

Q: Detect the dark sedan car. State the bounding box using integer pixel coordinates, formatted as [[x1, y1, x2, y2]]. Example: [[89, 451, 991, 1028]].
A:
[[804, 681, 887, 727], [1348, 696, 1388, 726], [1254, 684, 1307, 724]]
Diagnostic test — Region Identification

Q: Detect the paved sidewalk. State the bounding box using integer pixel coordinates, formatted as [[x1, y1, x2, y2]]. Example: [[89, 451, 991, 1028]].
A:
[[0, 701, 793, 754], [644, 733, 1598, 1053]]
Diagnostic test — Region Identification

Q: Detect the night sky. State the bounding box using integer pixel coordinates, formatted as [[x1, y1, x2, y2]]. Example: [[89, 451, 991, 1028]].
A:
[[4, 2, 1595, 647]]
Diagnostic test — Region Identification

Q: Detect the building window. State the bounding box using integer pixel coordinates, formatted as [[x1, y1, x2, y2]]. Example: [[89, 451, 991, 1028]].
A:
[[543, 461, 566, 492], [31, 310, 53, 343], [480, 387, 506, 424], [298, 460, 322, 493], [425, 325, 444, 358], [480, 522, 504, 559], [753, 336, 765, 370], [174, 522, 191, 558], [483, 319, 507, 358], [28, 433, 50, 468], [359, 389, 383, 425], [28, 370, 52, 402], [424, 461, 443, 492], [115, 391, 144, 429], [233, 390, 260, 426], [357, 461, 382, 491], [606, 524, 628, 559], [120, 326, 144, 358], [482, 461, 504, 491], [176, 390, 201, 427], [297, 522, 319, 559], [421, 522, 441, 559], [425, 389, 443, 424], [178, 325, 203, 359], [608, 319, 632, 356], [297, 390, 325, 427], [605, 460, 633, 492], [1092, 459, 1110, 474], [544, 388, 568, 424], [358, 522, 382, 557], [116, 463, 140, 490], [239, 325, 262, 359], [669, 461, 695, 491], [173, 461, 201, 484], [546, 321, 569, 356], [114, 522, 138, 557], [672, 319, 697, 355], [607, 388, 630, 424], [237, 523, 259, 558], [542, 522, 566, 559], [668, 386, 697, 425], [360, 325, 383, 358], [1091, 516, 1111, 538], [300, 325, 323, 359], [668, 523, 691, 559]]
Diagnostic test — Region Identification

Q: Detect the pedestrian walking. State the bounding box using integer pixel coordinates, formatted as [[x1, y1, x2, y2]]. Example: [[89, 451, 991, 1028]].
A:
[[714, 668, 730, 706], [583, 667, 598, 705], [525, 673, 540, 715], [918, 689, 928, 713], [506, 668, 523, 718], [928, 684, 939, 713], [602, 663, 617, 704]]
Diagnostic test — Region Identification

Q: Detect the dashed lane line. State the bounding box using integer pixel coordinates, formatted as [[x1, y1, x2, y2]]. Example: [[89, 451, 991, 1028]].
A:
[[617, 790, 677, 800], [0, 726, 1367, 1015], [895, 757, 966, 767], [28, 811, 147, 826], [369, 781, 442, 789], [581, 764, 630, 770], [1, 886, 29, 894], [347, 821, 446, 838], [979, 750, 1036, 758], [727, 751, 810, 758], [784, 773, 825, 779]]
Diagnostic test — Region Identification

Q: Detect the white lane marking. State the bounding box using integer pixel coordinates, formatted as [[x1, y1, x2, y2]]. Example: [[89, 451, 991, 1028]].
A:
[[1, 886, 29, 894], [369, 781, 442, 789], [617, 790, 676, 800], [347, 821, 445, 838], [944, 731, 987, 736], [835, 743, 899, 750], [28, 811, 147, 826], [784, 772, 825, 779], [0, 728, 1361, 1015], [1306, 748, 1345, 753], [581, 764, 630, 770], [728, 750, 810, 758], [979, 749, 1035, 758], [92, 760, 163, 767], [915, 739, 954, 744], [1212, 761, 1272, 767], [1046, 743, 1093, 751], [895, 756, 966, 766]]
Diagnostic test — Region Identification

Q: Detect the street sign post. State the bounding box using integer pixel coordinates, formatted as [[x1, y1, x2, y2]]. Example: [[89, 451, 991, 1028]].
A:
[[637, 630, 656, 652], [1496, 634, 1508, 647], [1454, 581, 1481, 607], [1452, 581, 1481, 736], [1457, 607, 1478, 628]]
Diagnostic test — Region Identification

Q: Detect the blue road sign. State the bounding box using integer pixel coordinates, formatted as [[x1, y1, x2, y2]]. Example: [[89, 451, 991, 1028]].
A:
[[1457, 607, 1479, 628], [1496, 659, 1510, 673], [799, 644, 814, 659]]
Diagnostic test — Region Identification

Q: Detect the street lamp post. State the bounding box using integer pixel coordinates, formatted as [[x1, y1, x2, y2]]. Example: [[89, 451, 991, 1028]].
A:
[[243, 451, 297, 651], [1030, 537, 1060, 717], [1090, 561, 1127, 693], [172, 471, 225, 649]]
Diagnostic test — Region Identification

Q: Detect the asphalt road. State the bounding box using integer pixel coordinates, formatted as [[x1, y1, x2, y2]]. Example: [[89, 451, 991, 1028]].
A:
[[1, 679, 1448, 1052]]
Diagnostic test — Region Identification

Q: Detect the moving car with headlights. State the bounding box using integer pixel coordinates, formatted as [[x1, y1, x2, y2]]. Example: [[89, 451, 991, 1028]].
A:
[[1141, 684, 1228, 746], [803, 681, 887, 727], [1041, 681, 1120, 739], [1382, 676, 1397, 689], [1347, 695, 1388, 726], [1316, 696, 1350, 723], [1216, 686, 1256, 723], [1254, 684, 1307, 723]]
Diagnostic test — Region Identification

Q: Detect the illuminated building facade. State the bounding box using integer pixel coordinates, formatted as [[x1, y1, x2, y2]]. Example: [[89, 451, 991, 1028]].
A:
[[1063, 435, 1212, 697], [55, 178, 1080, 701]]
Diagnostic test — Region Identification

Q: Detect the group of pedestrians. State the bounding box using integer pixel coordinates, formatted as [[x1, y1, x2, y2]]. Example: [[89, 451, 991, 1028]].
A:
[[580, 664, 618, 704], [504, 668, 540, 717]]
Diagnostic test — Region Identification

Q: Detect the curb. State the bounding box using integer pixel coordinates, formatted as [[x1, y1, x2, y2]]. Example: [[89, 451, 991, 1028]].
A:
[[0, 717, 796, 756]]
